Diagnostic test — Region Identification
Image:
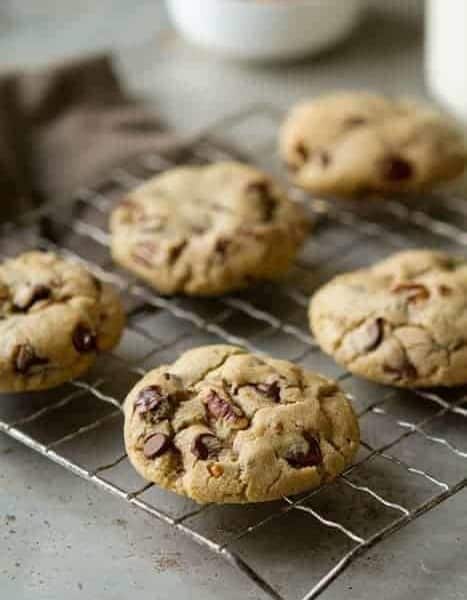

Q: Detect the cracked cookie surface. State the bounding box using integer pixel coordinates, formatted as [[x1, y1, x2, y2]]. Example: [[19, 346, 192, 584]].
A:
[[280, 92, 466, 197], [123, 345, 359, 504], [110, 161, 309, 296], [310, 250, 467, 387], [0, 251, 125, 392]]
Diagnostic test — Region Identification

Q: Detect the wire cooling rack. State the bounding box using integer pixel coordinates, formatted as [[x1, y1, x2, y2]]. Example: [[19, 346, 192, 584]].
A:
[[1, 105, 466, 600]]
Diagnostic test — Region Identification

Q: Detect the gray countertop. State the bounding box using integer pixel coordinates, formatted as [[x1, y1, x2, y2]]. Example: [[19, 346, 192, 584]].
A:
[[1, 2, 466, 600]]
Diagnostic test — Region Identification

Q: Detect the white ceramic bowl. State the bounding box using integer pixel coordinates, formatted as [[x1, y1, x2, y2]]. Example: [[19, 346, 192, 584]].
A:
[[166, 0, 363, 62]]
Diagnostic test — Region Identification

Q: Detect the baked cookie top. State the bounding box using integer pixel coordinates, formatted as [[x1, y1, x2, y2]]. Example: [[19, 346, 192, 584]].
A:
[[310, 249, 467, 388], [123, 345, 359, 504], [0, 251, 124, 392], [280, 92, 466, 197], [110, 161, 309, 296]]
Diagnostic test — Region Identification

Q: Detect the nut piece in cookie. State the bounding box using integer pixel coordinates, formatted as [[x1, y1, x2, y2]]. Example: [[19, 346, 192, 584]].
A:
[[310, 249, 467, 387], [0, 251, 125, 392], [123, 344, 359, 504], [280, 92, 467, 197], [109, 161, 309, 296]]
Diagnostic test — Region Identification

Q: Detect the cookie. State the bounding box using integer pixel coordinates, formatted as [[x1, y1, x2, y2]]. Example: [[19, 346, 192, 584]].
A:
[[110, 161, 309, 296], [280, 92, 466, 197], [310, 249, 467, 388], [123, 344, 359, 504], [0, 251, 125, 392]]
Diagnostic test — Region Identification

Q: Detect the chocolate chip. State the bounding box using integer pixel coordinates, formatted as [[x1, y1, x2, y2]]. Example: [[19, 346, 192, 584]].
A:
[[286, 435, 322, 469], [13, 284, 51, 311], [168, 241, 187, 265], [72, 324, 97, 353], [438, 284, 453, 296], [135, 385, 165, 415], [91, 276, 103, 293], [207, 391, 234, 419], [247, 181, 277, 221], [13, 344, 48, 374], [131, 241, 158, 267], [381, 155, 413, 181], [143, 433, 171, 459], [246, 381, 282, 403], [206, 391, 238, 419], [316, 149, 331, 168], [391, 282, 430, 304], [215, 238, 230, 256], [295, 141, 309, 162], [247, 181, 269, 196], [344, 116, 367, 128], [191, 434, 222, 460]]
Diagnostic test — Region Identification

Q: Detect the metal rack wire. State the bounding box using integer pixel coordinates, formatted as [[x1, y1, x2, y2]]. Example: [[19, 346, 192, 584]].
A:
[[1, 105, 466, 600]]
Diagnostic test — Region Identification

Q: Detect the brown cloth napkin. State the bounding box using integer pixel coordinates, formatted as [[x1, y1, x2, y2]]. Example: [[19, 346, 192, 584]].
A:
[[0, 54, 176, 221]]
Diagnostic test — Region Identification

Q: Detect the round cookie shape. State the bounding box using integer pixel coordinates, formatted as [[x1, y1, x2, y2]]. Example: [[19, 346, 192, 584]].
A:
[[0, 251, 125, 392], [123, 345, 359, 504], [310, 249, 467, 388], [280, 92, 467, 197], [109, 161, 309, 296]]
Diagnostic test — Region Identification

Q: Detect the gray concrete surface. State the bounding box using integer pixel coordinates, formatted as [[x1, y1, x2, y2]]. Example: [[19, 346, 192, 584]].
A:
[[1, 2, 466, 600]]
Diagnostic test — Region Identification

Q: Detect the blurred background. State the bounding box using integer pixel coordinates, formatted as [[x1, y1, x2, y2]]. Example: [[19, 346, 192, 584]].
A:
[[0, 0, 429, 135]]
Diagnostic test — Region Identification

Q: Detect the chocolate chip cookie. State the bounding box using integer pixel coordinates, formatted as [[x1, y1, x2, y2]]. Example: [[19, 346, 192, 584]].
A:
[[310, 249, 467, 387], [280, 92, 466, 197], [110, 162, 309, 296], [123, 345, 359, 504], [0, 251, 125, 392]]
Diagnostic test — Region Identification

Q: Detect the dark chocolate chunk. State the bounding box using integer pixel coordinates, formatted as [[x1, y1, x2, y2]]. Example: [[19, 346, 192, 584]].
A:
[[72, 324, 97, 353], [206, 390, 246, 422], [168, 240, 188, 265], [381, 155, 413, 181], [344, 116, 367, 128], [285, 435, 322, 469], [191, 434, 222, 460], [91, 276, 103, 293], [135, 385, 165, 415], [143, 433, 171, 459], [438, 284, 453, 296], [214, 238, 230, 256], [246, 381, 282, 403], [295, 141, 309, 162], [246, 181, 277, 221], [316, 149, 331, 168], [207, 391, 236, 420]]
